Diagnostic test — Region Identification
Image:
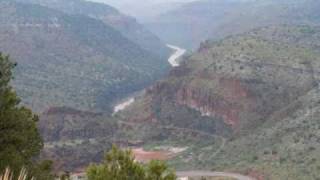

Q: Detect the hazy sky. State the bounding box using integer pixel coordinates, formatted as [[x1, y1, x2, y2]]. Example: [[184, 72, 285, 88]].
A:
[[90, 0, 193, 5], [89, 0, 197, 21]]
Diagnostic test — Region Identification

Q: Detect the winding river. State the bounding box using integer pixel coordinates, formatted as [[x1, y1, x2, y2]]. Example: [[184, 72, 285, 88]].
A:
[[166, 44, 186, 67], [113, 98, 135, 114], [113, 44, 187, 113]]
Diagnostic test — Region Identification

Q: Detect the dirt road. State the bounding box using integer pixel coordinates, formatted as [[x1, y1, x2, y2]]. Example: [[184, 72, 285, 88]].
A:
[[177, 171, 255, 180]]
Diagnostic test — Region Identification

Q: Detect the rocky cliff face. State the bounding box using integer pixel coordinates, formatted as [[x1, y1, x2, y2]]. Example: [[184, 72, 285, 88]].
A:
[[176, 76, 255, 127], [39, 107, 116, 171], [39, 107, 112, 142]]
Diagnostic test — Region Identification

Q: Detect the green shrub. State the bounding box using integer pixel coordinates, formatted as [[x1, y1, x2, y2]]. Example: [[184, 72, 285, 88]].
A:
[[87, 146, 176, 180]]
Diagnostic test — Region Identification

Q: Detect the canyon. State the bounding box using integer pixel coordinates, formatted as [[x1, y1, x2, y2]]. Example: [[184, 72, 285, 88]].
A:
[[117, 25, 320, 179]]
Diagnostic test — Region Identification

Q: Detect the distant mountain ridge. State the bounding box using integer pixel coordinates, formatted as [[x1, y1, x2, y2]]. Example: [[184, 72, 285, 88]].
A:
[[14, 0, 170, 57], [90, 0, 198, 22], [145, 0, 320, 49], [0, 0, 169, 112]]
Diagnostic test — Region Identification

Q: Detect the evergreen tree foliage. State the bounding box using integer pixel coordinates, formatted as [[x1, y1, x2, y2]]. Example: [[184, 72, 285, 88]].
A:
[[145, 160, 177, 180], [87, 146, 176, 180], [0, 53, 43, 175]]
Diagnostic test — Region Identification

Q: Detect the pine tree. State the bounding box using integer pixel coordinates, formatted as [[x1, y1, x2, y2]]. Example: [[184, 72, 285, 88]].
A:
[[0, 53, 43, 174]]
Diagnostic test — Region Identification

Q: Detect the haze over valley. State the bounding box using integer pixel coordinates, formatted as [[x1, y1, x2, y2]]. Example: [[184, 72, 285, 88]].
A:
[[88, 0, 197, 21]]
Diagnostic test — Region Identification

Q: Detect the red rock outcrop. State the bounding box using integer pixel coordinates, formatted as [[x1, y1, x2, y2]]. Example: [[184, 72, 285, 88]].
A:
[[176, 75, 255, 128]]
